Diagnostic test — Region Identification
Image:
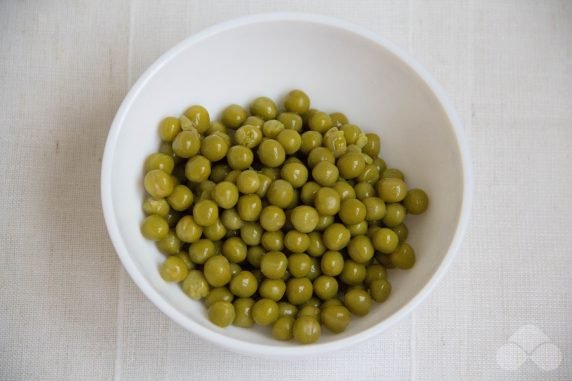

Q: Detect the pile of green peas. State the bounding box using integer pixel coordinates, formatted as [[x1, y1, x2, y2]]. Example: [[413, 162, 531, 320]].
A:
[[141, 90, 429, 344]]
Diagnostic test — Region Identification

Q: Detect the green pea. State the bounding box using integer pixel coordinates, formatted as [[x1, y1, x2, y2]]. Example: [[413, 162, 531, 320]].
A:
[[286, 277, 313, 305], [206, 121, 227, 135], [141, 214, 169, 241], [390, 243, 416, 269], [322, 223, 351, 251], [284, 231, 310, 253], [144, 169, 175, 199], [224, 169, 241, 184], [204, 255, 231, 287], [259, 279, 286, 301], [159, 255, 188, 282], [260, 251, 288, 279], [278, 112, 303, 131], [221, 104, 247, 129], [229, 271, 258, 297], [278, 302, 298, 318], [188, 239, 216, 264], [262, 119, 285, 138], [340, 124, 362, 145], [182, 270, 210, 299], [338, 198, 367, 225], [355, 182, 376, 200], [236, 170, 260, 194], [344, 288, 371, 316], [337, 151, 366, 179], [192, 199, 218, 227], [383, 203, 406, 227], [313, 275, 338, 300], [290, 205, 319, 233], [250, 97, 278, 120], [297, 305, 320, 320], [363, 197, 386, 221], [252, 298, 279, 325], [243, 115, 264, 128], [312, 161, 339, 186], [348, 221, 368, 236], [321, 298, 343, 309], [221, 208, 243, 230], [374, 157, 387, 174], [205, 287, 234, 307], [183, 105, 210, 133], [143, 196, 170, 217], [307, 232, 326, 257], [357, 164, 380, 184], [391, 223, 409, 243], [185, 155, 211, 183], [237, 194, 262, 222], [280, 162, 308, 188], [208, 301, 235, 327], [365, 264, 387, 285], [300, 131, 322, 154], [235, 124, 263, 148], [240, 222, 263, 246], [284, 89, 310, 114], [159, 117, 181, 142], [370, 279, 391, 303], [314, 187, 341, 216], [144, 153, 175, 174], [156, 230, 181, 255], [167, 185, 193, 211], [307, 147, 335, 168], [227, 146, 254, 170], [233, 298, 255, 327], [377, 178, 408, 202], [308, 112, 332, 134], [212, 181, 239, 209], [172, 129, 200, 158], [321, 251, 344, 276], [315, 214, 334, 231], [403, 188, 429, 214], [257, 139, 286, 168], [261, 231, 284, 252], [362, 133, 380, 157], [272, 317, 295, 341], [260, 206, 286, 232], [210, 164, 231, 183], [332, 181, 356, 201], [175, 216, 202, 243], [347, 235, 374, 263], [246, 246, 265, 268], [330, 112, 349, 127], [307, 257, 322, 281], [372, 228, 399, 253], [300, 181, 321, 205], [321, 305, 351, 333], [200, 133, 229, 162], [340, 260, 366, 285], [256, 173, 272, 198], [260, 167, 280, 181], [288, 253, 312, 278], [293, 316, 321, 344], [222, 237, 247, 263]]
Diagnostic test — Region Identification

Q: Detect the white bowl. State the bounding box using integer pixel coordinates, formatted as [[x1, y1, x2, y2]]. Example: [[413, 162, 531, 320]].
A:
[[101, 13, 473, 358]]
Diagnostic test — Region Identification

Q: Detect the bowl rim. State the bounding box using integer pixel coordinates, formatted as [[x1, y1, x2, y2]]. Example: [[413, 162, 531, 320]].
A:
[[101, 12, 474, 358]]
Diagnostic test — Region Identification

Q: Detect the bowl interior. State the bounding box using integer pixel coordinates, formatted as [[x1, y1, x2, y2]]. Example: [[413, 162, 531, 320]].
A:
[[105, 17, 465, 351]]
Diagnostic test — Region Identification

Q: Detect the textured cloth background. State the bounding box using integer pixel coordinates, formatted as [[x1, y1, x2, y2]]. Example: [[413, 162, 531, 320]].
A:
[[1, 1, 571, 380]]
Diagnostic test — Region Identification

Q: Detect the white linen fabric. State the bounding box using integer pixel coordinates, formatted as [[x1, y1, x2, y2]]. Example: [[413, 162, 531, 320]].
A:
[[1, 1, 570, 379]]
